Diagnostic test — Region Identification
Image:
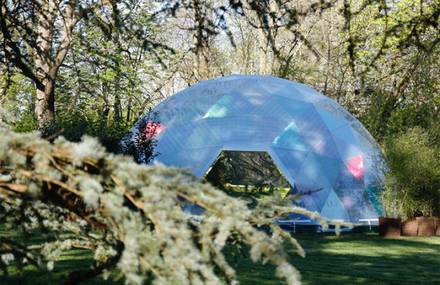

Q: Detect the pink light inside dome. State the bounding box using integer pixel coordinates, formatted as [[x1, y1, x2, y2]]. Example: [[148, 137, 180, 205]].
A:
[[347, 154, 364, 180], [342, 196, 354, 208], [144, 122, 164, 139]]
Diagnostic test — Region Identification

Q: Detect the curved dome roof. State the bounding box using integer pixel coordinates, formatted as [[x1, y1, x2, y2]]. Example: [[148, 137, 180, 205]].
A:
[[127, 75, 385, 222]]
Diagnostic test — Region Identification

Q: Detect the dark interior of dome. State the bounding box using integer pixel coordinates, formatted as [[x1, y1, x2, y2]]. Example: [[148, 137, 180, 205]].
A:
[[204, 150, 293, 199]]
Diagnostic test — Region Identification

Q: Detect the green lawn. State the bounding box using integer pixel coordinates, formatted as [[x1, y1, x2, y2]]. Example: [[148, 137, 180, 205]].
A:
[[1, 231, 439, 285], [233, 233, 440, 285]]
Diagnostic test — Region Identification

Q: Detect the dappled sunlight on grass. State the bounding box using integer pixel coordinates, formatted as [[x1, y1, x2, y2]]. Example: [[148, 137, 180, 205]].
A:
[[230, 233, 440, 285], [314, 235, 440, 257], [288, 233, 440, 285]]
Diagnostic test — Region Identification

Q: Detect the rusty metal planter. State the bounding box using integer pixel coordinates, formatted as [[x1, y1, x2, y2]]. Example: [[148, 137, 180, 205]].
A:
[[435, 217, 440, 236], [401, 219, 418, 236], [417, 217, 436, 236], [379, 217, 401, 237]]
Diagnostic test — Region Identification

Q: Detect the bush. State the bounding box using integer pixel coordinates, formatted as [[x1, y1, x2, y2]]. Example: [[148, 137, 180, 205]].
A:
[[12, 110, 131, 153], [11, 111, 38, 132], [382, 127, 440, 218]]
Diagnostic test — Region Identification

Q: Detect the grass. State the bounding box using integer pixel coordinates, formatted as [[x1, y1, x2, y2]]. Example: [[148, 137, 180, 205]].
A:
[[232, 233, 440, 285], [1, 230, 439, 285]]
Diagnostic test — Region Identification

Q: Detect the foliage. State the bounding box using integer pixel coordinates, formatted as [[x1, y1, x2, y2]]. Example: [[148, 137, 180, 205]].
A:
[[10, 109, 130, 152], [339, 0, 440, 139], [0, 0, 174, 130], [382, 127, 440, 218], [0, 119, 347, 285]]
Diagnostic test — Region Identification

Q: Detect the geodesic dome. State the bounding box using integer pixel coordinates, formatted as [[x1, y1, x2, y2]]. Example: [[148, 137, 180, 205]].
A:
[[126, 75, 385, 223]]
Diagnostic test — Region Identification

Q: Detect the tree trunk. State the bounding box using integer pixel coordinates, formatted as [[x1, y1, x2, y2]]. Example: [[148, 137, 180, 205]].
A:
[[258, 28, 268, 74], [126, 96, 132, 124], [33, 0, 76, 130], [113, 93, 122, 123], [192, 0, 209, 80], [35, 77, 55, 129], [34, 0, 56, 130]]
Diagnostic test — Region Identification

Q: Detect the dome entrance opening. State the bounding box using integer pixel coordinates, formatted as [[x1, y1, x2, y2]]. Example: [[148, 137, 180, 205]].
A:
[[205, 150, 293, 198]]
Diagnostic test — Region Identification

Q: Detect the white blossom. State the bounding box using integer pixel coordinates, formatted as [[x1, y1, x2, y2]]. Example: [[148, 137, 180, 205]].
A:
[[1, 253, 14, 265]]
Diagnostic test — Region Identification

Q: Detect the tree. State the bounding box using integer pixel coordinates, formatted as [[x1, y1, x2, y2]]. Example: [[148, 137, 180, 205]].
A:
[[341, 0, 440, 138], [1, 0, 75, 128], [156, 0, 338, 85], [0, 0, 129, 130]]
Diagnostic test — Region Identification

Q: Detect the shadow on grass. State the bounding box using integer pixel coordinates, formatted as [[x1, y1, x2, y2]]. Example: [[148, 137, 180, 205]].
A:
[[0, 249, 123, 285]]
